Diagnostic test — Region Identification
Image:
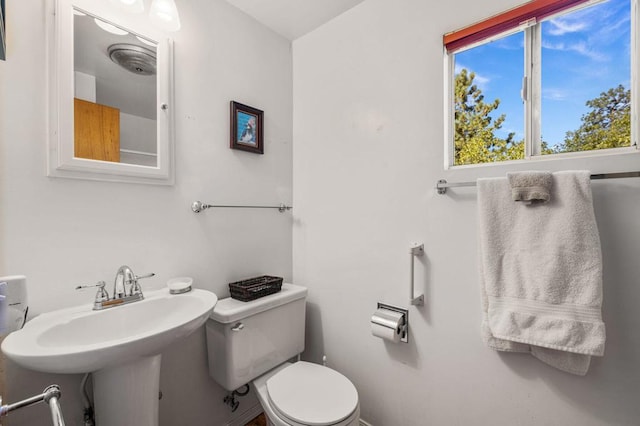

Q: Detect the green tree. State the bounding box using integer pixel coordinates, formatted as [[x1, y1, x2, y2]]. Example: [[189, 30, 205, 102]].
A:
[[559, 84, 630, 152], [454, 69, 522, 165]]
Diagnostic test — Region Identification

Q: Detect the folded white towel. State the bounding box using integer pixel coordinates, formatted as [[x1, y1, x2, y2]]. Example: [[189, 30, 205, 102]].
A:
[[478, 171, 605, 375], [507, 171, 552, 204]]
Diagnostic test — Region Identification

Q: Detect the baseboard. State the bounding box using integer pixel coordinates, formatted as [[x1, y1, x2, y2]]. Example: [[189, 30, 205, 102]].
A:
[[359, 419, 373, 426], [225, 402, 263, 426]]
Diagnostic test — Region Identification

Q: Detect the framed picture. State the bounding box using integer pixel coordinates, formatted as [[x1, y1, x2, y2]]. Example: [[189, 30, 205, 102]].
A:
[[230, 101, 264, 154], [0, 0, 5, 61]]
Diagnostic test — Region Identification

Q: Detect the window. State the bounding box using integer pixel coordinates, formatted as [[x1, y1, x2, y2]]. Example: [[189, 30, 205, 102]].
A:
[[445, 0, 636, 167]]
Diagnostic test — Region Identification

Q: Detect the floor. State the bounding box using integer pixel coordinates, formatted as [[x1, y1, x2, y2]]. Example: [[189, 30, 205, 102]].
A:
[[245, 413, 267, 426]]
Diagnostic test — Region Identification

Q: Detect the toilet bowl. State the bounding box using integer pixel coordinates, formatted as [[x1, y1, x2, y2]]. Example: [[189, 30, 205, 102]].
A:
[[252, 362, 360, 426], [205, 284, 360, 426]]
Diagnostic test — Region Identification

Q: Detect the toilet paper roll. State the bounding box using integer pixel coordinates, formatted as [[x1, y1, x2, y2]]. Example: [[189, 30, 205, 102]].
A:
[[371, 321, 400, 342], [0, 275, 28, 335], [371, 308, 404, 343]]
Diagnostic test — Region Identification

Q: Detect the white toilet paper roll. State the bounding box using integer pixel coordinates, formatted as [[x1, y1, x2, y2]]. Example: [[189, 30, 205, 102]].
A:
[[371, 308, 404, 343], [371, 321, 400, 342]]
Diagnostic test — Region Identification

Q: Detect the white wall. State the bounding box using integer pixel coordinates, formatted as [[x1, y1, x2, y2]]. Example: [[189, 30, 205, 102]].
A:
[[293, 0, 640, 425], [74, 71, 96, 102], [0, 0, 292, 424], [120, 112, 156, 155], [4, 0, 640, 424]]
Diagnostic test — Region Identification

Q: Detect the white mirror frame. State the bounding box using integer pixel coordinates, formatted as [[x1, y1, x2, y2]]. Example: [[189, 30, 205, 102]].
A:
[[47, 0, 175, 185]]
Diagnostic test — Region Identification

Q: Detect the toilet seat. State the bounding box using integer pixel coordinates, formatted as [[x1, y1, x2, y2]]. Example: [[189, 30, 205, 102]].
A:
[[265, 362, 359, 426]]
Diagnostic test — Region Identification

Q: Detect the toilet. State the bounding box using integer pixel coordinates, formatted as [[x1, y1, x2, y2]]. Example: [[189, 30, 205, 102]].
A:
[[206, 283, 360, 426]]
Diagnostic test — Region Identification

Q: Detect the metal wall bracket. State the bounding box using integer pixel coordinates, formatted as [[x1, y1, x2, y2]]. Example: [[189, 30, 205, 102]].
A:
[[437, 179, 448, 195], [409, 243, 425, 306]]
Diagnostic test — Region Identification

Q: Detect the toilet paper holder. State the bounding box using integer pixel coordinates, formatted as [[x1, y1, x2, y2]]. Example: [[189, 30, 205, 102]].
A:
[[374, 303, 409, 343]]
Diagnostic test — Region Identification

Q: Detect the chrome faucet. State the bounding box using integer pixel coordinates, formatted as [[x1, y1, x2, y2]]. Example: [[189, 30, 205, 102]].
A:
[[113, 265, 155, 299], [76, 266, 155, 310], [113, 265, 134, 299]]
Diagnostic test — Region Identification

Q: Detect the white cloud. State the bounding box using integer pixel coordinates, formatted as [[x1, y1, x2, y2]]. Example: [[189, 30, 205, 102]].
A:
[[454, 63, 490, 90], [472, 73, 490, 87], [547, 18, 587, 36], [542, 88, 569, 101], [570, 41, 608, 61], [591, 14, 630, 45], [498, 128, 524, 140], [542, 40, 608, 62]]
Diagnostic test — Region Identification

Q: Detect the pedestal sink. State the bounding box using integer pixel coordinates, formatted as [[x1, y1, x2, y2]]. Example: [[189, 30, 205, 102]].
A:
[[1, 287, 218, 426]]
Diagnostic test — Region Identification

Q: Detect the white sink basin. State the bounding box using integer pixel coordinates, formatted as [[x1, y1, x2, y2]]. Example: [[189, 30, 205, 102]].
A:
[[1, 288, 218, 374]]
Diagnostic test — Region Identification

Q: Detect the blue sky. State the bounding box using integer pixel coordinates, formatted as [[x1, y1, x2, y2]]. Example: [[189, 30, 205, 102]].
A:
[[454, 0, 630, 149]]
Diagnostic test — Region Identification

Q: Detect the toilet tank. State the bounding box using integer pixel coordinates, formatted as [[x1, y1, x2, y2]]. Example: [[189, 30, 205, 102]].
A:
[[206, 283, 307, 391]]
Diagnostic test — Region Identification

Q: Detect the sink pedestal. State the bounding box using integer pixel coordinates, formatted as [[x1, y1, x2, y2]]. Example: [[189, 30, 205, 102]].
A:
[[93, 354, 162, 426], [1, 288, 218, 425]]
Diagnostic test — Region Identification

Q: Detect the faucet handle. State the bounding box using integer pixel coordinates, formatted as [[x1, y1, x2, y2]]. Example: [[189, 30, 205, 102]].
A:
[[130, 273, 154, 297], [75, 281, 109, 303], [75, 281, 106, 291], [134, 273, 155, 281], [94, 281, 109, 302]]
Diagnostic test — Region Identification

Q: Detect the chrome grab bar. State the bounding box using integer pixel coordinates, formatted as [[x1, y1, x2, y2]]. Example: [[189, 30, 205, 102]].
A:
[[409, 243, 425, 306], [0, 385, 66, 426]]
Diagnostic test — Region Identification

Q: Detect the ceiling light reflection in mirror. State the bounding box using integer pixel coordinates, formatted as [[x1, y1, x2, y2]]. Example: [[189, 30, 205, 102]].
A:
[[110, 0, 145, 14], [149, 0, 181, 32], [109, 0, 181, 31]]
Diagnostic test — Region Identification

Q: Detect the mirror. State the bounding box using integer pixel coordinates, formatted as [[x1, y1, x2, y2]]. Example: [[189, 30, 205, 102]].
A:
[[48, 0, 174, 184], [74, 11, 157, 167]]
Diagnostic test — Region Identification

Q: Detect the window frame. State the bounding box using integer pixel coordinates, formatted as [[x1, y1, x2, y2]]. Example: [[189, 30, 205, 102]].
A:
[[443, 0, 640, 170]]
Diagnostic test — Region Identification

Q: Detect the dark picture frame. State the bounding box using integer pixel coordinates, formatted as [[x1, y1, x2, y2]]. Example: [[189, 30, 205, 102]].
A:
[[0, 0, 6, 61], [230, 101, 264, 154]]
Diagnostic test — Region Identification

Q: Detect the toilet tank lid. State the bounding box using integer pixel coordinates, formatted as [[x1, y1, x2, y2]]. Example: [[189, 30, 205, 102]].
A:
[[209, 283, 307, 324]]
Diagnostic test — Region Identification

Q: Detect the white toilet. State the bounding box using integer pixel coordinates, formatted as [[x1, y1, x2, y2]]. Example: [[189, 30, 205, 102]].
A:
[[206, 283, 360, 426]]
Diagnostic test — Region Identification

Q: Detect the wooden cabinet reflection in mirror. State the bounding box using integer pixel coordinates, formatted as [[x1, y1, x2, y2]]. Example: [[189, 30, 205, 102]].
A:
[[74, 98, 120, 162]]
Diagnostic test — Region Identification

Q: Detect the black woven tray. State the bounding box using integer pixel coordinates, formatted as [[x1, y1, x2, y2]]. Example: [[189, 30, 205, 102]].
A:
[[229, 275, 283, 302]]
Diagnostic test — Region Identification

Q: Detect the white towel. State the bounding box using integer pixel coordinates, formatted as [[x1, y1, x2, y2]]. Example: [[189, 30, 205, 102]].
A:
[[478, 171, 605, 375], [507, 171, 553, 204]]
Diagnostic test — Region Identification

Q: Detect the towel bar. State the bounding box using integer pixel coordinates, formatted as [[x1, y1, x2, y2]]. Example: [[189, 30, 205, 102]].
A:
[[191, 200, 292, 213], [436, 171, 640, 194], [0, 385, 65, 426]]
